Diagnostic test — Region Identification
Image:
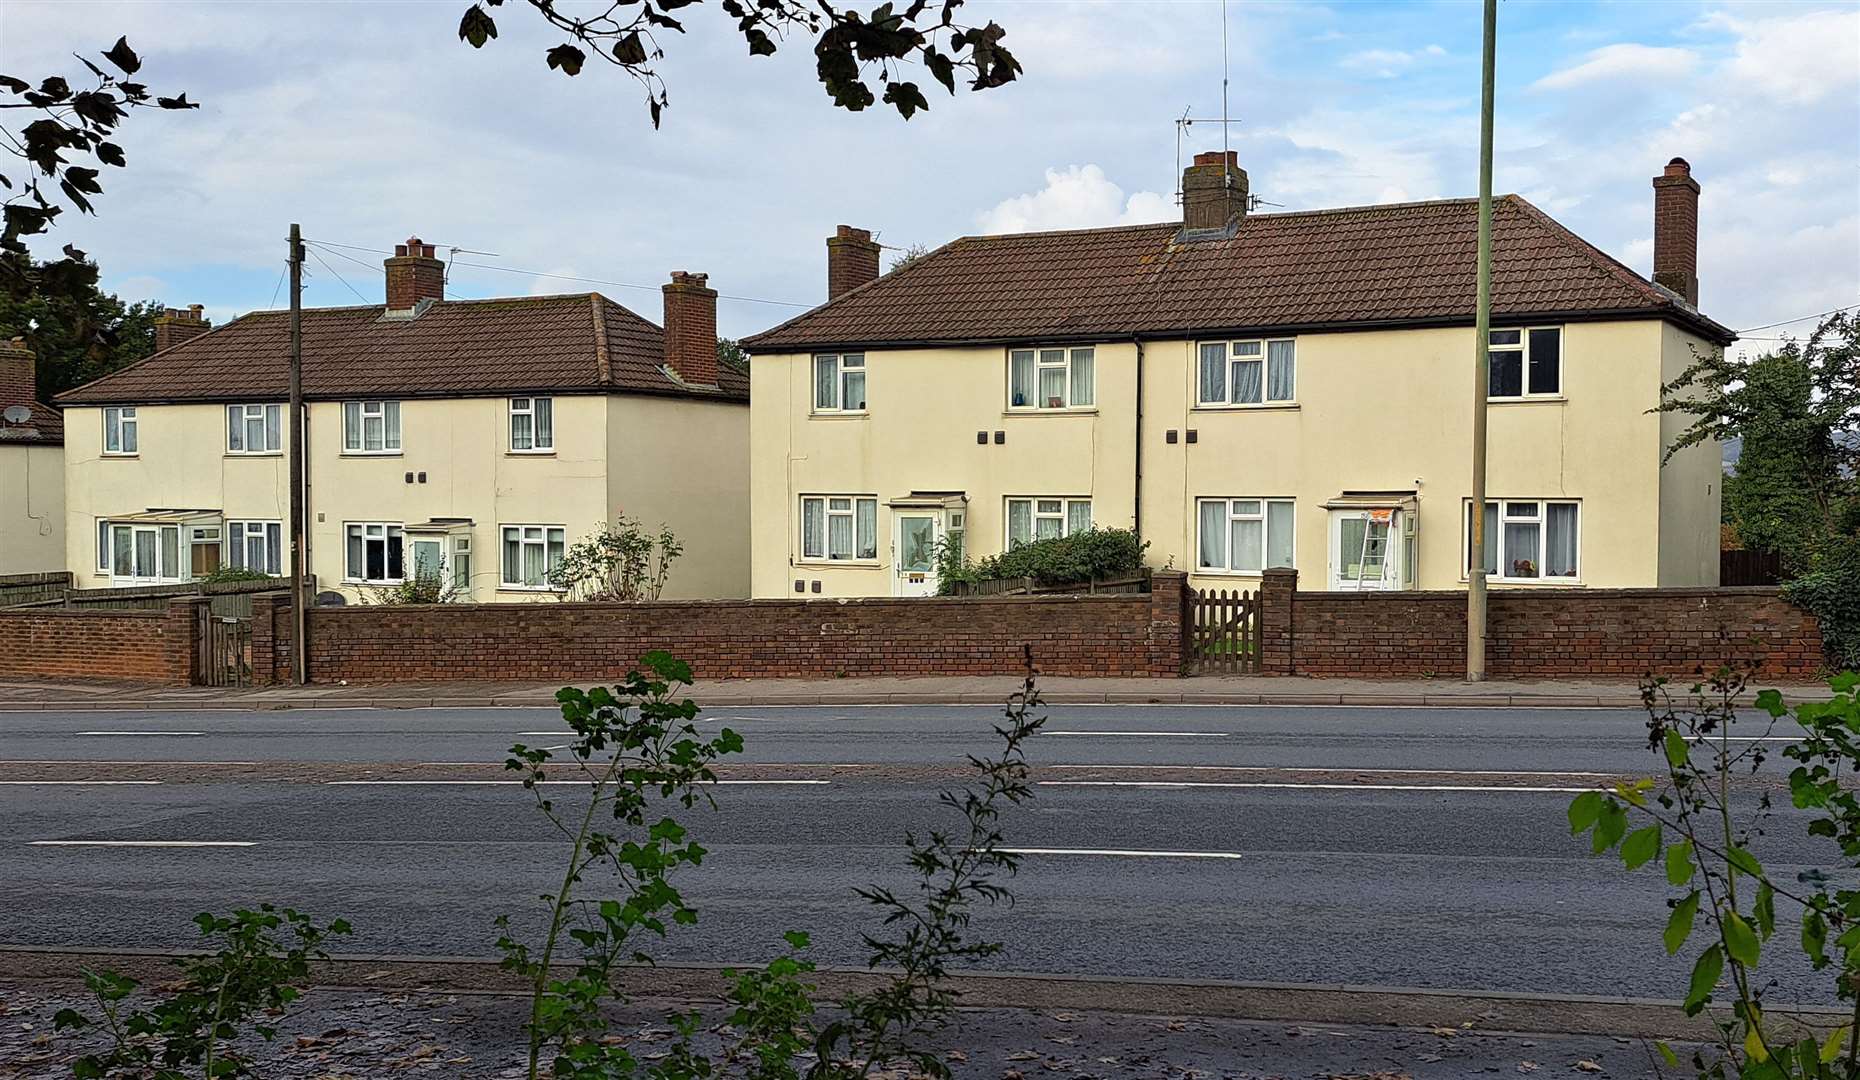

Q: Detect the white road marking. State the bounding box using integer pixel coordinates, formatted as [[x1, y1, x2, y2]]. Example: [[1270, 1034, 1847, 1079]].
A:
[[1687, 736, 1797, 743], [29, 840, 255, 847], [325, 779, 831, 786], [0, 780, 163, 786], [76, 731, 204, 737], [515, 732, 574, 737], [0, 760, 256, 766], [1001, 847, 1244, 860], [1039, 780, 1601, 793], [1039, 731, 1230, 738], [1048, 764, 1617, 777]]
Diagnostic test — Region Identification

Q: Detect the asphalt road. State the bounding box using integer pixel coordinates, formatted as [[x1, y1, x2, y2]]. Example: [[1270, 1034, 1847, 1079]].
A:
[[0, 702, 1828, 1003]]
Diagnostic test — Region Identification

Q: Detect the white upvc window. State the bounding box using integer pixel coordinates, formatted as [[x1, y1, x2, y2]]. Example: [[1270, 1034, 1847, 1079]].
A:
[[107, 522, 183, 582], [1008, 346, 1095, 410], [226, 403, 283, 454], [1196, 498, 1295, 573], [1198, 338, 1295, 406], [812, 353, 867, 413], [103, 406, 138, 454], [1465, 499, 1580, 581], [500, 524, 567, 589], [1488, 326, 1563, 399], [800, 495, 878, 561], [1005, 497, 1091, 547], [451, 534, 473, 590], [344, 521, 405, 583], [225, 520, 283, 575], [509, 396, 554, 452], [341, 400, 401, 454]]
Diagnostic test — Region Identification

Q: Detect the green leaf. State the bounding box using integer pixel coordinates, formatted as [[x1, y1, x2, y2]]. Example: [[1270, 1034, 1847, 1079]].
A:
[[1727, 846, 1764, 879], [1665, 839, 1694, 885], [1754, 688, 1787, 716], [1592, 800, 1628, 853], [458, 5, 498, 48], [1822, 1026, 1850, 1064], [1803, 909, 1829, 963], [102, 37, 141, 75], [1663, 729, 1690, 767], [1655, 1041, 1680, 1067], [1684, 943, 1722, 1015], [1666, 891, 1701, 954], [1621, 824, 1661, 869], [1755, 883, 1776, 939], [546, 44, 586, 75], [1724, 910, 1761, 967]]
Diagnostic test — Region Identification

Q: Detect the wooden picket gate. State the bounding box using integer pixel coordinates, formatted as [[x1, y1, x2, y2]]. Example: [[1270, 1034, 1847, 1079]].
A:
[[1187, 587, 1260, 674], [196, 607, 253, 687]]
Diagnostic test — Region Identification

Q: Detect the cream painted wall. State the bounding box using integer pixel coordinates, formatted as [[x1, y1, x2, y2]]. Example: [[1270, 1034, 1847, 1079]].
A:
[[751, 319, 1717, 597], [64, 393, 750, 601], [607, 395, 751, 599], [750, 344, 1135, 598], [0, 443, 65, 574], [1656, 324, 1724, 586]]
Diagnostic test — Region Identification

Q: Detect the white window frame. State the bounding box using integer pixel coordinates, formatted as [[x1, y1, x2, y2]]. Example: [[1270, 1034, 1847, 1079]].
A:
[[499, 524, 568, 590], [96, 519, 112, 572], [225, 403, 283, 455], [224, 520, 284, 575], [812, 353, 867, 414], [102, 406, 138, 455], [341, 400, 402, 455], [508, 396, 554, 452], [344, 521, 405, 584], [798, 495, 879, 563], [1008, 346, 1095, 411], [1487, 326, 1563, 400], [1005, 497, 1092, 547], [451, 534, 473, 591], [1195, 497, 1295, 575], [107, 522, 184, 583], [1196, 338, 1296, 407], [1464, 498, 1581, 582]]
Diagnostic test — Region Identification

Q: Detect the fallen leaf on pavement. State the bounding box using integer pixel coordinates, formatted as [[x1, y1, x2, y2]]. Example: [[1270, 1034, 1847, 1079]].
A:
[[1574, 1061, 1603, 1073], [1519, 1063, 1538, 1073], [1430, 1026, 1459, 1038], [1006, 1050, 1040, 1061]]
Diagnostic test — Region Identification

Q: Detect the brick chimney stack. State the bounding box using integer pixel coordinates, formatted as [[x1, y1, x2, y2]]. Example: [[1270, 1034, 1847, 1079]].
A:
[[0, 336, 36, 407], [826, 225, 880, 300], [152, 304, 211, 352], [1651, 157, 1700, 305], [384, 237, 445, 310], [661, 271, 719, 387], [1182, 150, 1249, 234]]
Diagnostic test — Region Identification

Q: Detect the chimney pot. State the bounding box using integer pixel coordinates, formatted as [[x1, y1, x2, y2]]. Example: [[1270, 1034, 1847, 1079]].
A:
[[153, 303, 212, 352], [1181, 151, 1249, 234], [1651, 157, 1701, 305], [826, 225, 881, 300], [384, 235, 445, 309], [662, 270, 719, 387]]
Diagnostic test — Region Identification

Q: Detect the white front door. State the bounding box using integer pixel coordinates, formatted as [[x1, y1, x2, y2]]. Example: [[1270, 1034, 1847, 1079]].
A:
[[1329, 509, 1397, 591], [893, 512, 939, 597]]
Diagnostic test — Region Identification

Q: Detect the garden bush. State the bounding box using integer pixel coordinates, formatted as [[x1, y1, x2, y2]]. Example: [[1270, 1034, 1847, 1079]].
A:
[[939, 527, 1147, 593]]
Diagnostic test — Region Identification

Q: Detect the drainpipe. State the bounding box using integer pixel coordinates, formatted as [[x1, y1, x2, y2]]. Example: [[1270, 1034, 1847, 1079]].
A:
[[1132, 335, 1145, 539]]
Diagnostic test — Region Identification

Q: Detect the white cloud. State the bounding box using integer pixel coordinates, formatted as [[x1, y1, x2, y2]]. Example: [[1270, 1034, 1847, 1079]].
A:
[[975, 165, 1173, 234], [1339, 44, 1445, 78], [1711, 8, 1860, 105], [1531, 43, 1699, 91]]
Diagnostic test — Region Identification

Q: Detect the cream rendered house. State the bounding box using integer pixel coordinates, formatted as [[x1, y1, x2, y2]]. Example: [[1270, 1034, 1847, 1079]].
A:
[[0, 337, 63, 575], [57, 241, 749, 601], [742, 158, 1729, 598]]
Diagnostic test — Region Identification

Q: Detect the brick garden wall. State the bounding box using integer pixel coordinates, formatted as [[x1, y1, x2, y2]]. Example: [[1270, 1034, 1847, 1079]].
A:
[[1258, 569, 1825, 679], [0, 571, 72, 608], [0, 602, 195, 684]]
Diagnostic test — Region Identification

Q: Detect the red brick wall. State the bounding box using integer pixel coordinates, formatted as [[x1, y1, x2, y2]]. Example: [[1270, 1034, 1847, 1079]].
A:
[[661, 272, 718, 386], [253, 575, 1191, 684], [1271, 581, 1824, 679], [0, 608, 182, 683]]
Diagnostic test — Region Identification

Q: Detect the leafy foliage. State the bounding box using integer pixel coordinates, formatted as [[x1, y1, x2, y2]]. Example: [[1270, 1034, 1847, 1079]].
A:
[[361, 558, 464, 605], [1, 36, 196, 254], [193, 565, 277, 585], [52, 905, 350, 1079], [453, 0, 1019, 128], [0, 252, 158, 401], [548, 513, 683, 602], [1568, 666, 1860, 1077], [717, 336, 747, 370], [937, 527, 1148, 593], [887, 242, 931, 272], [1785, 538, 1860, 672]]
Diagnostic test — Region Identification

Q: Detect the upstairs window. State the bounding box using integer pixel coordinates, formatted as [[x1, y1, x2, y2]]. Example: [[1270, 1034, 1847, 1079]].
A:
[[342, 400, 401, 454], [1489, 327, 1562, 398], [813, 353, 866, 413], [509, 397, 554, 452], [103, 406, 137, 454], [226, 404, 282, 454], [800, 495, 878, 561], [1199, 339, 1295, 406], [1009, 347, 1094, 410], [1006, 497, 1091, 547], [1466, 499, 1580, 581]]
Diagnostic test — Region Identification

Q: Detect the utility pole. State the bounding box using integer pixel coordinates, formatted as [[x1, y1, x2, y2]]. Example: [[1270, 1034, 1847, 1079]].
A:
[[288, 224, 307, 686], [1466, 0, 1496, 682]]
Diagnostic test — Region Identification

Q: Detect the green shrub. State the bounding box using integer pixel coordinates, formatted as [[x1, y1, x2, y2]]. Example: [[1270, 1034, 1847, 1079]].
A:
[[1785, 537, 1860, 670], [194, 565, 273, 584], [965, 527, 1147, 587]]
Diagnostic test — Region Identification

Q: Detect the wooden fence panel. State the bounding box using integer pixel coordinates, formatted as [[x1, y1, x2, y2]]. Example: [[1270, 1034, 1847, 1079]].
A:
[[195, 607, 252, 687]]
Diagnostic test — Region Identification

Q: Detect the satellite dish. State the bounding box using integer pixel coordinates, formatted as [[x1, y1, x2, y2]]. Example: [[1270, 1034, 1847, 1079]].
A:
[[1, 405, 31, 424]]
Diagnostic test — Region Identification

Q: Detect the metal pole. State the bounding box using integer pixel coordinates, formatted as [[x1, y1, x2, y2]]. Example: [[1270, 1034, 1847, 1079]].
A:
[[288, 224, 307, 686], [1467, 0, 1496, 681]]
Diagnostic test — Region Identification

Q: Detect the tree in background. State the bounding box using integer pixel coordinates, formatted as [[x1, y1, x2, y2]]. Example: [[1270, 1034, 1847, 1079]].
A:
[[0, 251, 157, 401], [888, 242, 930, 272], [717, 336, 746, 369], [455, 0, 1018, 126]]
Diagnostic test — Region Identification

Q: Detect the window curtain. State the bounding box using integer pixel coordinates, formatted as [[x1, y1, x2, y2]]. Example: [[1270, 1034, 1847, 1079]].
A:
[[265, 523, 282, 575], [265, 405, 281, 451], [842, 368, 866, 410], [1066, 501, 1092, 535], [1009, 351, 1035, 407], [1068, 349, 1094, 407], [1231, 517, 1263, 572], [1231, 359, 1262, 404], [814, 356, 836, 409], [1503, 520, 1540, 577], [1007, 501, 1032, 546], [1266, 501, 1294, 568], [348, 527, 365, 579], [383, 402, 401, 449], [227, 406, 243, 451], [534, 398, 553, 447], [855, 499, 877, 559], [1198, 344, 1226, 403], [802, 500, 825, 558], [1039, 365, 1067, 409], [343, 402, 361, 450], [511, 410, 532, 450], [1546, 503, 1578, 576], [1198, 501, 1225, 567], [827, 513, 853, 559], [1267, 341, 1296, 401]]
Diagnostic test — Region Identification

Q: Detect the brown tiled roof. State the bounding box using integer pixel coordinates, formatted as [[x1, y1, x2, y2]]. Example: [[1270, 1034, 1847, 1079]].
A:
[[0, 400, 63, 445], [57, 293, 749, 406], [743, 194, 1735, 351]]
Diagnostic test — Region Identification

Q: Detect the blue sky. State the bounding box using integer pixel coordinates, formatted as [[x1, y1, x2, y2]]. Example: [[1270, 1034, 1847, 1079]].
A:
[[6, 0, 1857, 349]]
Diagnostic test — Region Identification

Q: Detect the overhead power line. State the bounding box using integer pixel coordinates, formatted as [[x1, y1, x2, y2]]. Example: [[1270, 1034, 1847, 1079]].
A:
[[1737, 304, 1859, 335]]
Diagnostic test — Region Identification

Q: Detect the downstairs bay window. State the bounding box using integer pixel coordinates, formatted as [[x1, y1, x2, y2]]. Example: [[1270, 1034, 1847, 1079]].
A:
[[1197, 498, 1294, 574], [1466, 500, 1580, 581]]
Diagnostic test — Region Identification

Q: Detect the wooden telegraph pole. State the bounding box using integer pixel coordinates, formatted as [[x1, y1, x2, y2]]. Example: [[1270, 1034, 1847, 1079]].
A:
[[288, 224, 307, 685]]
